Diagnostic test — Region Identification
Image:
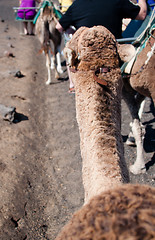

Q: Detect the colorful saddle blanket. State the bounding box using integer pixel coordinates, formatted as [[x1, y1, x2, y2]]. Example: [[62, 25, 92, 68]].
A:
[[33, 0, 62, 24]]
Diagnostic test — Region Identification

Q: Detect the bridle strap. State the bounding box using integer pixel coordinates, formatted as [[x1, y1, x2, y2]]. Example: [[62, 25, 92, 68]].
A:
[[69, 67, 109, 86], [93, 68, 109, 86]]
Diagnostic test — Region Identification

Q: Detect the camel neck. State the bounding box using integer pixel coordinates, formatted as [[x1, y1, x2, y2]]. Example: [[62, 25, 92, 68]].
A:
[[72, 70, 130, 203]]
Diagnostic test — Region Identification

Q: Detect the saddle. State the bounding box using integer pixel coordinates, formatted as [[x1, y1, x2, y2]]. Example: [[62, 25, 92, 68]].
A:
[[33, 0, 62, 24], [120, 7, 155, 75]]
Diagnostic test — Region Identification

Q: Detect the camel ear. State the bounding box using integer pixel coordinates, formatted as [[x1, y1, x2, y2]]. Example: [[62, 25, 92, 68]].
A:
[[117, 44, 136, 62], [63, 47, 76, 67]]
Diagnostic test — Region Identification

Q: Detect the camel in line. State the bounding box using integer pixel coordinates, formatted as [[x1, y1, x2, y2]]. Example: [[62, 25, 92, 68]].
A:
[[63, 26, 131, 202], [55, 26, 155, 239], [63, 25, 146, 202], [35, 0, 63, 85], [122, 25, 155, 174], [64, 22, 155, 176]]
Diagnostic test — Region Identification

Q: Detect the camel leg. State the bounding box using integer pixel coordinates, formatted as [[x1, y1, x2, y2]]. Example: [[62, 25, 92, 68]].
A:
[[129, 118, 146, 174], [122, 85, 146, 174], [50, 51, 60, 79], [138, 98, 146, 119], [56, 48, 63, 74], [46, 52, 52, 85], [51, 54, 55, 70], [126, 97, 146, 146]]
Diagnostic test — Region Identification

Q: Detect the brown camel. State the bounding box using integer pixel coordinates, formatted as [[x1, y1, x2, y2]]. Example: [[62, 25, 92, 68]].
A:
[[55, 184, 155, 240], [130, 29, 155, 101], [35, 0, 63, 85], [122, 26, 155, 174], [63, 26, 136, 203], [55, 26, 155, 240]]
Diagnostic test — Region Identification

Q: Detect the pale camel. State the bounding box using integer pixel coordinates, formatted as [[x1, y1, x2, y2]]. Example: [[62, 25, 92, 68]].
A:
[[35, 0, 63, 85], [55, 25, 155, 240]]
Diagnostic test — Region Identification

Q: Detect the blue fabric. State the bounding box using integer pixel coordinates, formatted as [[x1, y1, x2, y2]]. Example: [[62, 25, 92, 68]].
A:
[[148, 0, 155, 10], [137, 0, 155, 9], [122, 7, 153, 39], [121, 10, 155, 74]]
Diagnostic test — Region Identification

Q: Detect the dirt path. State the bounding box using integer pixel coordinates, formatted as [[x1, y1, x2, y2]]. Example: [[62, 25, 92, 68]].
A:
[[0, 1, 154, 239]]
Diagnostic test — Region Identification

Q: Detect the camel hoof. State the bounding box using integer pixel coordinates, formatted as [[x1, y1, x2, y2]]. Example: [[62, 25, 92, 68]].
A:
[[126, 136, 136, 146], [46, 80, 52, 85], [129, 164, 146, 175], [57, 67, 63, 74]]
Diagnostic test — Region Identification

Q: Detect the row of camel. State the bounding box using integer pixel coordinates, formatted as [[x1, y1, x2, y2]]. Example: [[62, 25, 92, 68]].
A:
[[34, 1, 155, 239], [57, 26, 155, 239], [35, 0, 155, 174], [35, 0, 63, 84]]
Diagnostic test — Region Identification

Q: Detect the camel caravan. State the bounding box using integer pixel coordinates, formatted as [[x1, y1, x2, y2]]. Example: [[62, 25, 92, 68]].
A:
[[13, 0, 155, 238], [33, 1, 155, 238], [33, 1, 155, 175], [34, 0, 64, 84], [56, 25, 155, 239]]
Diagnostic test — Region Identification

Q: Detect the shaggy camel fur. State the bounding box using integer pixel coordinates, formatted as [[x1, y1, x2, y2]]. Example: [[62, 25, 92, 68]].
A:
[[122, 28, 155, 174], [55, 26, 155, 240], [63, 26, 136, 203], [55, 184, 155, 240], [35, 0, 63, 85]]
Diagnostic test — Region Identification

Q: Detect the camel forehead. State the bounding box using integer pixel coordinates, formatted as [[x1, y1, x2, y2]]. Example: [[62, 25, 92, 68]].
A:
[[43, 6, 53, 16], [77, 25, 114, 39], [82, 26, 114, 40], [76, 26, 119, 68], [78, 26, 116, 50]]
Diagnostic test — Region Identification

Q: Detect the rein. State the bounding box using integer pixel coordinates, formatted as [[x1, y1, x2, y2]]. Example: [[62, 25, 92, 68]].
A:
[[129, 30, 155, 77], [93, 68, 109, 86], [69, 67, 109, 86]]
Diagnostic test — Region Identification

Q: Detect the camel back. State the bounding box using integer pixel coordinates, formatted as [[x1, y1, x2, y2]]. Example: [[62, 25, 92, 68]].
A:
[[120, 7, 155, 74], [33, 0, 62, 24]]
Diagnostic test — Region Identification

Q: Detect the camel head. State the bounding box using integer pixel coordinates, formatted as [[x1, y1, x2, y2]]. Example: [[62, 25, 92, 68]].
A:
[[40, 5, 54, 22], [55, 184, 155, 240], [64, 26, 136, 71]]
